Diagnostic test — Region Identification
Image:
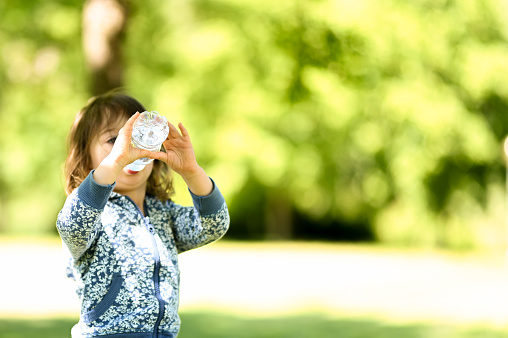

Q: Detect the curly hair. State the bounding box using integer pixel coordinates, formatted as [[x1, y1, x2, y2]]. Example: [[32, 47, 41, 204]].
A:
[[64, 90, 174, 201]]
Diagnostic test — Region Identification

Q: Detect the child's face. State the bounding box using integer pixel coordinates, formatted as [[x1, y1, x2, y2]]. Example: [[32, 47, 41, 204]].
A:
[[90, 117, 153, 194]]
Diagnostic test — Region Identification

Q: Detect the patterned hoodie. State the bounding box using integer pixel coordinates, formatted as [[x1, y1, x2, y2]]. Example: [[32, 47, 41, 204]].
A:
[[56, 171, 230, 337]]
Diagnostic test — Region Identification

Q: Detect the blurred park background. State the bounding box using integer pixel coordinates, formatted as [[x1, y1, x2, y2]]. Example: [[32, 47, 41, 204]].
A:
[[2, 0, 508, 336]]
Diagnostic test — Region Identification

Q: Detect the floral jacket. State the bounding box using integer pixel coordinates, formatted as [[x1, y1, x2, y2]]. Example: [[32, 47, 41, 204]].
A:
[[56, 171, 230, 337]]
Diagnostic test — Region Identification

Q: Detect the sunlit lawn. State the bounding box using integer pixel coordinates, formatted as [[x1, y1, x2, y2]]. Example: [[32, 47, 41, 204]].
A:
[[0, 312, 506, 338], [1, 238, 508, 337], [0, 312, 507, 338]]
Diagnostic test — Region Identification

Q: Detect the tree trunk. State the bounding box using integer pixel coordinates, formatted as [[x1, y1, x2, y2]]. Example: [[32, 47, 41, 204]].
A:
[[82, 0, 129, 95], [265, 190, 293, 240]]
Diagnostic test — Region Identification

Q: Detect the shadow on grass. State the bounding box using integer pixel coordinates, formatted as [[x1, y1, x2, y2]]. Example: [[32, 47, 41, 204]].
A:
[[0, 313, 506, 338]]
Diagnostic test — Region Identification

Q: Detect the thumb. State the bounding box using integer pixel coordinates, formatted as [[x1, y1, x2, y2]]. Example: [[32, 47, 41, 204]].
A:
[[135, 148, 155, 159], [145, 150, 167, 162]]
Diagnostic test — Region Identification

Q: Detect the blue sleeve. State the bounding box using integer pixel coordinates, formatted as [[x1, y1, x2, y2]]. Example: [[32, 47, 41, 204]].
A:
[[56, 171, 115, 260], [169, 178, 230, 253], [78, 170, 115, 209], [188, 179, 226, 216]]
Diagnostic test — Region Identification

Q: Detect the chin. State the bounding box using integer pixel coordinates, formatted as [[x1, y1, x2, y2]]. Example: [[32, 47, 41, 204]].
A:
[[116, 166, 151, 186]]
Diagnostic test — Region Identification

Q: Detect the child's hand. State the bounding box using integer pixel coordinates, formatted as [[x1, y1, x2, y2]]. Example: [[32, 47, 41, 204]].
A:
[[151, 122, 200, 177], [94, 112, 155, 186], [151, 122, 213, 196], [109, 112, 154, 169]]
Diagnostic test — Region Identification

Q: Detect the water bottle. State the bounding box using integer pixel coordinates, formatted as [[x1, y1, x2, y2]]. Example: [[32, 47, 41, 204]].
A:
[[125, 111, 169, 172]]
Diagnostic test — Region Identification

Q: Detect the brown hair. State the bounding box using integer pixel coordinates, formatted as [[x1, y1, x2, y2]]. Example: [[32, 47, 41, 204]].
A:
[[64, 90, 174, 201]]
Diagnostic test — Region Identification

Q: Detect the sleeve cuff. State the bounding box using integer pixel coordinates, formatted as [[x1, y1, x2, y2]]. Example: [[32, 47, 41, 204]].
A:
[[77, 170, 116, 210], [189, 178, 226, 216]]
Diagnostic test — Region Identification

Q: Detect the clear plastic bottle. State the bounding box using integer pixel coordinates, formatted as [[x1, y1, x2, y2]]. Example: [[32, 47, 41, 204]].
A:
[[125, 111, 169, 172]]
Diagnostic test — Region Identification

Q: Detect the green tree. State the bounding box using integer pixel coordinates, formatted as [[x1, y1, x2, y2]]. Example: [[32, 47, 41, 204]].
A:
[[1, 0, 507, 250], [121, 0, 507, 248], [0, 0, 86, 235]]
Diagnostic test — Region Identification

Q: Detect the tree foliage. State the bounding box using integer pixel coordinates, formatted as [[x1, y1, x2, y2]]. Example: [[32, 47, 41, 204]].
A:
[[1, 0, 508, 249]]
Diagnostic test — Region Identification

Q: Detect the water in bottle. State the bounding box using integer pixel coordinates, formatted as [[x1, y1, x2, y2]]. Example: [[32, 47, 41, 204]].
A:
[[126, 111, 169, 172]]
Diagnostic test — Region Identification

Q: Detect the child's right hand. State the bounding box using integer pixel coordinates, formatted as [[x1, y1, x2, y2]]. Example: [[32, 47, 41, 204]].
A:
[[107, 112, 154, 169], [93, 112, 154, 185]]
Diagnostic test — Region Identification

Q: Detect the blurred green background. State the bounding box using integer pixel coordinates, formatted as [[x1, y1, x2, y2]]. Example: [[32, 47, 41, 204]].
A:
[[1, 0, 508, 250], [2, 1, 508, 337]]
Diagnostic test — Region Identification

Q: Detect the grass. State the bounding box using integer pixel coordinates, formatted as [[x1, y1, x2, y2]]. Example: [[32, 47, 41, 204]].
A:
[[0, 317, 76, 338], [1, 239, 507, 337], [0, 312, 506, 338], [178, 311, 508, 338]]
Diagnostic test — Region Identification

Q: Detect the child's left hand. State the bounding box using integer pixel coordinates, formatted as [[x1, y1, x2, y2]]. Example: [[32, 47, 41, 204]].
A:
[[151, 122, 200, 177], [150, 122, 214, 196]]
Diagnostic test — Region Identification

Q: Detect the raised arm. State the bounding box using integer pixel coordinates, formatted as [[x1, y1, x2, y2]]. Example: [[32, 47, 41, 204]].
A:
[[168, 178, 229, 253], [150, 121, 230, 251]]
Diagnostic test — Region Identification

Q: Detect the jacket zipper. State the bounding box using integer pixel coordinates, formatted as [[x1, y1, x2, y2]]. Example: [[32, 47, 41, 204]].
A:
[[125, 196, 165, 337]]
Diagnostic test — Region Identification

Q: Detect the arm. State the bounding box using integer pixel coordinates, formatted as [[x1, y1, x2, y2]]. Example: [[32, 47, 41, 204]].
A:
[[151, 122, 230, 251], [168, 178, 230, 253], [56, 171, 115, 260], [57, 113, 151, 259]]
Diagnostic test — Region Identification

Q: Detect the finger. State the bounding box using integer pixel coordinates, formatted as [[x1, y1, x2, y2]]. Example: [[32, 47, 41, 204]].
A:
[[134, 148, 159, 160], [145, 150, 167, 162], [167, 121, 182, 139], [122, 111, 140, 133], [160, 141, 169, 152], [139, 149, 154, 157], [161, 139, 175, 153], [178, 123, 190, 140]]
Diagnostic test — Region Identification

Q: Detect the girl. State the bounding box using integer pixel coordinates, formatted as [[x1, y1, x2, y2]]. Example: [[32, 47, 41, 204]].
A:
[[57, 91, 230, 337]]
